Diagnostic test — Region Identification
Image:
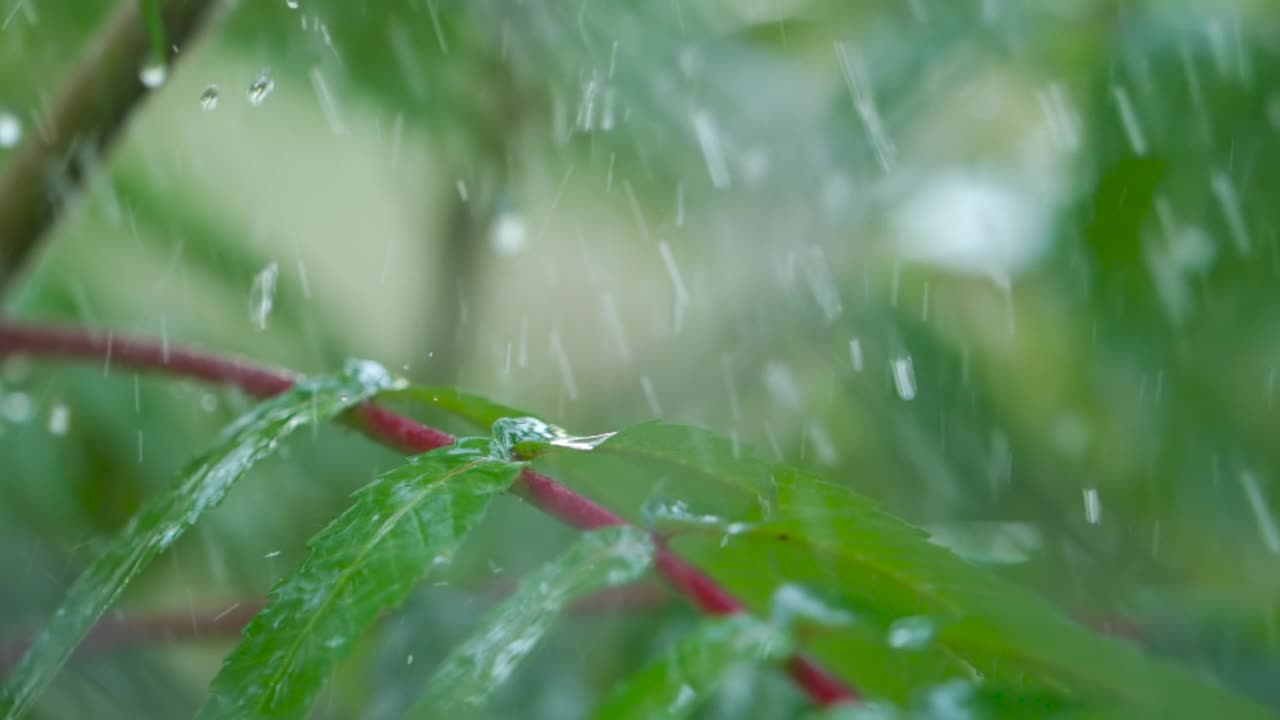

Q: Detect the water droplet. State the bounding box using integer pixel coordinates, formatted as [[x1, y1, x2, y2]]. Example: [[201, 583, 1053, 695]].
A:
[[892, 356, 917, 400], [47, 403, 70, 436], [491, 213, 527, 256], [691, 110, 731, 188], [139, 57, 168, 88], [771, 584, 854, 629], [200, 393, 219, 413], [285, 0, 299, 7], [1083, 487, 1102, 525], [549, 432, 615, 451], [199, 84, 219, 110], [248, 261, 279, 330], [342, 359, 397, 390], [887, 615, 936, 650], [0, 110, 22, 148], [324, 636, 345, 648], [248, 68, 275, 106]]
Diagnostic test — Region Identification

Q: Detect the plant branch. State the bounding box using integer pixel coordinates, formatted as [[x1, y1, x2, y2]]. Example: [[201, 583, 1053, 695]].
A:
[[0, 320, 857, 706], [0, 0, 221, 292], [0, 583, 673, 675]]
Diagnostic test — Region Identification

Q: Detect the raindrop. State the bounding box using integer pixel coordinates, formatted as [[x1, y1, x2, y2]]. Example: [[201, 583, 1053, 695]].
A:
[[640, 375, 663, 416], [1083, 487, 1102, 525], [0, 110, 21, 148], [47, 404, 70, 436], [491, 213, 527, 256], [285, 0, 299, 7], [771, 584, 854, 629], [2, 392, 33, 423], [836, 42, 895, 173], [548, 328, 579, 401], [199, 84, 219, 111], [139, 57, 167, 88], [1210, 170, 1252, 255], [249, 260, 279, 331], [1111, 85, 1147, 156], [691, 110, 731, 188], [887, 615, 936, 650], [849, 338, 864, 372], [892, 356, 917, 401], [1239, 471, 1280, 554], [248, 68, 275, 106], [763, 362, 801, 410]]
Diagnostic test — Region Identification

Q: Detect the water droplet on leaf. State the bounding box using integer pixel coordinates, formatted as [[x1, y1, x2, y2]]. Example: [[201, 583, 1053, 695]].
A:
[[248, 69, 275, 106], [139, 57, 167, 88], [887, 615, 936, 650], [199, 84, 219, 110]]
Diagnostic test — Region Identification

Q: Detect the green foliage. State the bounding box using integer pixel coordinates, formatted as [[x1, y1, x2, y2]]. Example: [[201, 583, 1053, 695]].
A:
[[555, 422, 1266, 716], [592, 615, 793, 720], [199, 437, 524, 719], [0, 363, 395, 719], [408, 526, 654, 718]]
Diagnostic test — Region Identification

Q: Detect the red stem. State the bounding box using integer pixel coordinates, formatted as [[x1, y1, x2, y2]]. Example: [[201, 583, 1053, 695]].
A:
[[1, 584, 674, 674], [0, 321, 857, 706]]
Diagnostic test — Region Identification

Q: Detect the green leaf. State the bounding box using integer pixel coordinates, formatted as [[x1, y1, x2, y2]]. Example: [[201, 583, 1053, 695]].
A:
[[674, 469, 1271, 718], [408, 526, 656, 718], [592, 615, 792, 720], [543, 422, 777, 526], [0, 362, 395, 720], [805, 679, 1082, 720], [197, 437, 523, 720], [388, 386, 542, 430]]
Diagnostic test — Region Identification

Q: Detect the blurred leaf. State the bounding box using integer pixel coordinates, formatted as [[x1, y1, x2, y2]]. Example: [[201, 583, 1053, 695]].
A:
[[676, 469, 1269, 717], [591, 614, 792, 720], [0, 363, 394, 720], [806, 678, 1082, 720], [197, 438, 523, 719], [408, 526, 655, 718]]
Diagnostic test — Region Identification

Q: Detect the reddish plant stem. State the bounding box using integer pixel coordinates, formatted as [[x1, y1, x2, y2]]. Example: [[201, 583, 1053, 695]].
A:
[[0, 321, 857, 706], [1, 584, 675, 674]]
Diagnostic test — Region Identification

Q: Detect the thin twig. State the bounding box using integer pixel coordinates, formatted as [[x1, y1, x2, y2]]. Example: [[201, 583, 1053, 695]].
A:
[[0, 0, 221, 291], [0, 320, 858, 706]]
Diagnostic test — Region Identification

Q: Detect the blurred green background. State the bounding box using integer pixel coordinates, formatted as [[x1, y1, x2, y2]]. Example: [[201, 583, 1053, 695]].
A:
[[1, 0, 1278, 717]]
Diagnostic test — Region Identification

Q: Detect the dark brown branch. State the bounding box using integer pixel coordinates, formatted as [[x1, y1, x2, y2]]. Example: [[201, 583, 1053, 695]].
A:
[[0, 0, 221, 291]]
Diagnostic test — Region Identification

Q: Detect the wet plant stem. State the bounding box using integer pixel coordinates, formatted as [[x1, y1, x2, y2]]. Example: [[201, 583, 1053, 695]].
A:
[[0, 320, 858, 707]]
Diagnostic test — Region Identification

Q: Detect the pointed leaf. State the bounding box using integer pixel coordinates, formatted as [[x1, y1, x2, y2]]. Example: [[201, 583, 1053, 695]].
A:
[[0, 363, 394, 720], [542, 422, 777, 528], [388, 386, 541, 430], [673, 468, 1270, 718], [408, 526, 655, 718], [198, 438, 523, 720], [592, 615, 792, 720]]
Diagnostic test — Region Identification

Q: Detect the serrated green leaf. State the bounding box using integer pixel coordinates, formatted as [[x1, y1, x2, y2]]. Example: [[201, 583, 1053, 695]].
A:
[[674, 468, 1270, 718], [407, 526, 655, 718], [0, 363, 395, 720], [197, 438, 523, 720], [592, 615, 792, 720]]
